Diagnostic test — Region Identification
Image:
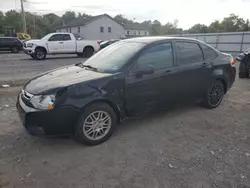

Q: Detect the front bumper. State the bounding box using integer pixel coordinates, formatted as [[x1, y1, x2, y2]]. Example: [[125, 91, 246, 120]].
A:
[[23, 48, 35, 55], [16, 94, 80, 136]]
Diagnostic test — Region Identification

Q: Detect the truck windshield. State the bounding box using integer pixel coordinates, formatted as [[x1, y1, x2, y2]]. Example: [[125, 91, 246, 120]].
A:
[[83, 41, 145, 73]]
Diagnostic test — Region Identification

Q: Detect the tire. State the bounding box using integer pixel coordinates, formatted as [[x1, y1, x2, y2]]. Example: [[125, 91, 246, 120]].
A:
[[11, 46, 20, 53], [30, 54, 36, 60], [203, 81, 225, 109], [239, 71, 249, 78], [74, 102, 117, 146], [239, 63, 249, 78], [84, 47, 94, 58], [34, 48, 47, 60]]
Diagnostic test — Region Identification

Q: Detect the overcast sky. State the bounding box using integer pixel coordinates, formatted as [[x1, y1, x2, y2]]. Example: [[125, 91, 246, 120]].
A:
[[1, 0, 250, 29]]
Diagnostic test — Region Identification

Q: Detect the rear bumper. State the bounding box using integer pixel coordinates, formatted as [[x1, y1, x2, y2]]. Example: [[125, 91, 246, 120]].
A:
[[228, 66, 236, 89]]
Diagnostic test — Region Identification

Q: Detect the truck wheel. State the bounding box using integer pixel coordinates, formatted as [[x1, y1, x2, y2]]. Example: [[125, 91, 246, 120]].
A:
[[74, 102, 117, 145], [84, 47, 94, 58], [11, 46, 20, 53], [35, 48, 46, 60]]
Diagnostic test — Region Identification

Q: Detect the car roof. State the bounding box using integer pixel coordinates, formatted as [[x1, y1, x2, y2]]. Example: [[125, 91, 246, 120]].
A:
[[123, 36, 199, 44], [0, 37, 18, 39]]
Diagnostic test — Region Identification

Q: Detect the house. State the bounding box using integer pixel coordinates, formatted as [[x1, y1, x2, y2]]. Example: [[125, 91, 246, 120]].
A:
[[124, 23, 150, 38], [56, 14, 150, 40]]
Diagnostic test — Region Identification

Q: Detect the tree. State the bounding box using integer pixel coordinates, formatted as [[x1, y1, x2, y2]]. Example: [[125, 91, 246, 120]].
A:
[[152, 20, 162, 35], [189, 24, 208, 33], [62, 11, 76, 24]]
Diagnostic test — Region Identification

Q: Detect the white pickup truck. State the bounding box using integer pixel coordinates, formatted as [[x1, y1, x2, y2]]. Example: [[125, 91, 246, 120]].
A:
[[23, 33, 100, 60]]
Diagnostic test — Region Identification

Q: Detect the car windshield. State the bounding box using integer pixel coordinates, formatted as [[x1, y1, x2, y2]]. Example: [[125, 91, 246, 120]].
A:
[[83, 41, 145, 73]]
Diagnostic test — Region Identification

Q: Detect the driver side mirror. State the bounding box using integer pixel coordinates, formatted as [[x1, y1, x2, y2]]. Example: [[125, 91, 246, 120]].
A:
[[134, 65, 154, 77]]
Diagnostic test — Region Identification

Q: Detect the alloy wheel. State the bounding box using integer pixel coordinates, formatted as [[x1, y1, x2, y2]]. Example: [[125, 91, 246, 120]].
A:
[[208, 83, 224, 107], [83, 111, 112, 141], [37, 51, 45, 59]]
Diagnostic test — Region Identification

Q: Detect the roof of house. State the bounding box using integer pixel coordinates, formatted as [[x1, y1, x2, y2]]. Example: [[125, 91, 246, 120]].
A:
[[57, 14, 123, 29], [123, 23, 149, 31]]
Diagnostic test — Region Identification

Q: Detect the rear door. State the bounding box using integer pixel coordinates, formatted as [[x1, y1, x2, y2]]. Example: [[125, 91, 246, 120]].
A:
[[47, 34, 64, 53], [174, 40, 212, 102], [62, 34, 75, 53]]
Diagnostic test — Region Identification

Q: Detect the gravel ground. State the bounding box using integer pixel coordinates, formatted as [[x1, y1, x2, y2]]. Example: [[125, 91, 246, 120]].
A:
[[1, 54, 250, 188]]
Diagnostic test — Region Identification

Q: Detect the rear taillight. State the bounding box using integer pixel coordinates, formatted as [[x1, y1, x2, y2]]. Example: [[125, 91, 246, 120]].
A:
[[231, 58, 235, 67]]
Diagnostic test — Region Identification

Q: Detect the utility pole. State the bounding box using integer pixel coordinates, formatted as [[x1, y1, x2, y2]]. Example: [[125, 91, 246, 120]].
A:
[[20, 0, 27, 33]]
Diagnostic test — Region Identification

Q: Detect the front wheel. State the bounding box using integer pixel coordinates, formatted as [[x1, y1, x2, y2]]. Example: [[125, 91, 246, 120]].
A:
[[74, 103, 117, 145], [203, 81, 225, 109], [34, 48, 46, 60]]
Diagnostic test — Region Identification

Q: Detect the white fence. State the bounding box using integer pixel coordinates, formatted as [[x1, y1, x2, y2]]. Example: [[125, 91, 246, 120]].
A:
[[169, 31, 250, 54]]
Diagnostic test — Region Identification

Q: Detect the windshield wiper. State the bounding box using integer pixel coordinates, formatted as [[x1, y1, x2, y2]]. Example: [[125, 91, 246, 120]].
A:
[[75, 63, 98, 71]]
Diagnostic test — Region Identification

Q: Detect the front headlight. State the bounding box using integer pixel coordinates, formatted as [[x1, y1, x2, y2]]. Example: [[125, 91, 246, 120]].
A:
[[30, 94, 56, 110], [27, 43, 34, 48]]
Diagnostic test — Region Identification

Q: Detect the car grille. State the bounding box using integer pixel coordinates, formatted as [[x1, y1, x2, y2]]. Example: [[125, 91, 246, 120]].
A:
[[21, 90, 34, 108]]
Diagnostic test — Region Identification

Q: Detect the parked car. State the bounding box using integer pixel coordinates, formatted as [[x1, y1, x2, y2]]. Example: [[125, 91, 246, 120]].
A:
[[17, 37, 236, 145], [99, 39, 120, 50], [0, 37, 23, 53], [23, 33, 100, 60], [236, 49, 250, 78]]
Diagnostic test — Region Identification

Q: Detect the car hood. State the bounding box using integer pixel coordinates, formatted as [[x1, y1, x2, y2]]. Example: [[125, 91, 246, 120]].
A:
[[25, 39, 43, 45], [24, 65, 112, 95]]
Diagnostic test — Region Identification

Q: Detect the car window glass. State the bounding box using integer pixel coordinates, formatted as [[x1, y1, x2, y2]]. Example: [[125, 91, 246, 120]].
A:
[[176, 42, 203, 65], [63, 34, 71, 41], [48, 34, 63, 41], [0, 38, 12, 42], [137, 42, 173, 70], [200, 43, 218, 60]]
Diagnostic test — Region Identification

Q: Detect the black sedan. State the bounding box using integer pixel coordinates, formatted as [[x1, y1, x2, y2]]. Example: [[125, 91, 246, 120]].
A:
[[0, 37, 23, 53], [17, 37, 236, 145]]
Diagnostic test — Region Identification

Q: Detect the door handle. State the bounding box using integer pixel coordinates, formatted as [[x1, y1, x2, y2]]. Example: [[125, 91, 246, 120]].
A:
[[165, 69, 172, 73], [59, 42, 63, 44]]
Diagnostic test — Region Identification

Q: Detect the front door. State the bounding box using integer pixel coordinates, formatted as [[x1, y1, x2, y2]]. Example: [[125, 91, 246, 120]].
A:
[[62, 34, 75, 53], [47, 34, 64, 53], [125, 41, 176, 116]]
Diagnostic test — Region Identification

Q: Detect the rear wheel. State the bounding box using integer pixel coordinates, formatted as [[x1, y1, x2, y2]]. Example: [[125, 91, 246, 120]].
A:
[[34, 48, 46, 60], [11, 46, 20, 53], [203, 81, 225, 109], [239, 63, 249, 78], [74, 102, 117, 145], [84, 47, 94, 58], [239, 71, 249, 78]]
